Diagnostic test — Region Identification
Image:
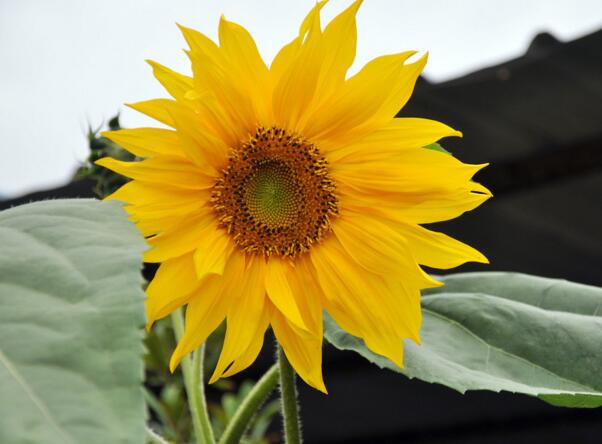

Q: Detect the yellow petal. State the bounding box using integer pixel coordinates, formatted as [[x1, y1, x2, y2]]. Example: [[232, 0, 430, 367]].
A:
[[374, 53, 427, 126], [133, 213, 187, 238], [127, 98, 182, 127], [332, 209, 440, 291], [218, 16, 272, 123], [221, 303, 270, 378], [312, 0, 362, 103], [193, 229, 234, 278], [332, 149, 488, 196], [340, 183, 491, 225], [123, 198, 204, 221], [105, 180, 203, 206], [169, 274, 227, 371], [270, 1, 327, 85], [180, 23, 261, 138], [176, 25, 223, 108], [304, 51, 422, 145], [209, 255, 267, 383], [397, 223, 489, 269], [270, 301, 326, 393], [101, 128, 185, 159], [144, 209, 216, 262], [286, 255, 324, 334], [396, 189, 492, 224], [272, 1, 364, 132], [108, 181, 206, 238], [178, 23, 220, 64], [326, 118, 462, 164], [146, 60, 194, 101], [311, 238, 416, 367], [299, 1, 328, 36], [95, 156, 215, 189], [265, 258, 308, 331], [272, 1, 324, 131], [332, 210, 411, 276], [177, 28, 248, 141], [166, 103, 228, 171], [146, 253, 201, 328], [183, 92, 247, 149]]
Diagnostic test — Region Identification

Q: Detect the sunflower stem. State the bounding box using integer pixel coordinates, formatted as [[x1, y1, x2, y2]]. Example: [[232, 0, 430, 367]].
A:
[[192, 344, 216, 444], [278, 346, 303, 444], [170, 309, 215, 444], [218, 363, 279, 444]]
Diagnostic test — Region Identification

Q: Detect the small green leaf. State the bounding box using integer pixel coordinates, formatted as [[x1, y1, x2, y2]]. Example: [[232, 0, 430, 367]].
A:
[[0, 199, 147, 443], [424, 142, 451, 154], [324, 272, 602, 408]]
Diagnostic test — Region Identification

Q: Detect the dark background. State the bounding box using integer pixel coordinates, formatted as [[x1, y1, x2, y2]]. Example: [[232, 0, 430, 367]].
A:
[[2, 29, 601, 444]]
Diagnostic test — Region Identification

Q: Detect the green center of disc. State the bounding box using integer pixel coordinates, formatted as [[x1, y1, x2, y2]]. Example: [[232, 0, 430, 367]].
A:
[[244, 160, 299, 228]]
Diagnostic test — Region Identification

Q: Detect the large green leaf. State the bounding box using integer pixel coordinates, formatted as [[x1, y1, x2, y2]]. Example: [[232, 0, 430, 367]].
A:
[[0, 199, 148, 443], [325, 272, 602, 408]]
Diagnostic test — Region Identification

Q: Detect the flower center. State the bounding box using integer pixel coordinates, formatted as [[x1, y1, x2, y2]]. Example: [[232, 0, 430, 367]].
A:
[[212, 127, 338, 257], [244, 160, 299, 228]]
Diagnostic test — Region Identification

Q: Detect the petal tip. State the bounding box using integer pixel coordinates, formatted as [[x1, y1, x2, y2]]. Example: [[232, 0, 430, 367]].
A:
[[208, 369, 222, 385], [94, 156, 112, 167], [169, 354, 181, 373], [476, 252, 490, 265], [413, 335, 422, 346], [312, 379, 328, 394], [428, 277, 445, 288]]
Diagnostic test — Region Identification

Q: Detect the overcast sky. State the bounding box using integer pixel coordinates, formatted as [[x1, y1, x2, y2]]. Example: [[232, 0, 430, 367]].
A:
[[1, 0, 600, 198]]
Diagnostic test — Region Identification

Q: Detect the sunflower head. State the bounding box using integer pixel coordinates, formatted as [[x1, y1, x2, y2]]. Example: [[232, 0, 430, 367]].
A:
[[97, 0, 490, 393], [212, 126, 338, 257]]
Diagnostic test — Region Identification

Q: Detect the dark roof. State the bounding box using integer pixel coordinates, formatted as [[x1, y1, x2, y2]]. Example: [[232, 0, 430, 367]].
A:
[[404, 30, 602, 165]]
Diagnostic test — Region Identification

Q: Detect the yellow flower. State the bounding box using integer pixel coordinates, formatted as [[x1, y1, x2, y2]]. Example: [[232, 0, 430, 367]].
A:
[[97, 0, 490, 392]]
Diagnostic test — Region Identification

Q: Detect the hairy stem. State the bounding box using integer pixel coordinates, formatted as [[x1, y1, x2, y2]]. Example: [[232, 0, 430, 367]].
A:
[[192, 344, 216, 444], [170, 309, 215, 444], [218, 364, 279, 444], [278, 346, 302, 444]]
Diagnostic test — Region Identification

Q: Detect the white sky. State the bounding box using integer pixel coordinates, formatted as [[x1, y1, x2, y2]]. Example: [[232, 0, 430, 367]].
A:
[[0, 0, 600, 198]]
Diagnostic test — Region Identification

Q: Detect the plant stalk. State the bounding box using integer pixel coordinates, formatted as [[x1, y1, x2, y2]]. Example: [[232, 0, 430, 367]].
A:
[[278, 346, 302, 444], [192, 343, 216, 444], [217, 363, 280, 444], [145, 426, 170, 444], [170, 309, 215, 444]]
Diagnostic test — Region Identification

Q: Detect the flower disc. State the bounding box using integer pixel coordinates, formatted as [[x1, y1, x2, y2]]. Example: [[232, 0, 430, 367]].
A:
[[212, 127, 338, 257]]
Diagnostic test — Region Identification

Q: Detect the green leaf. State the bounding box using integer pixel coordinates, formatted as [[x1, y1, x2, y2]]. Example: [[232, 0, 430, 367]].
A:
[[0, 199, 148, 443], [424, 142, 450, 154], [324, 272, 602, 408]]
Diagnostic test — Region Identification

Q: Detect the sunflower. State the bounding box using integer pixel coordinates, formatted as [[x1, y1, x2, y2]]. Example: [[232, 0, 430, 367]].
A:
[[97, 0, 490, 392]]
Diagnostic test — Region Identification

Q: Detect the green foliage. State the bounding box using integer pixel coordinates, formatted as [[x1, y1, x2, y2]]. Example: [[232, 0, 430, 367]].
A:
[[144, 318, 232, 443], [0, 199, 147, 444], [144, 318, 192, 443], [77, 114, 133, 198], [325, 272, 602, 408]]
